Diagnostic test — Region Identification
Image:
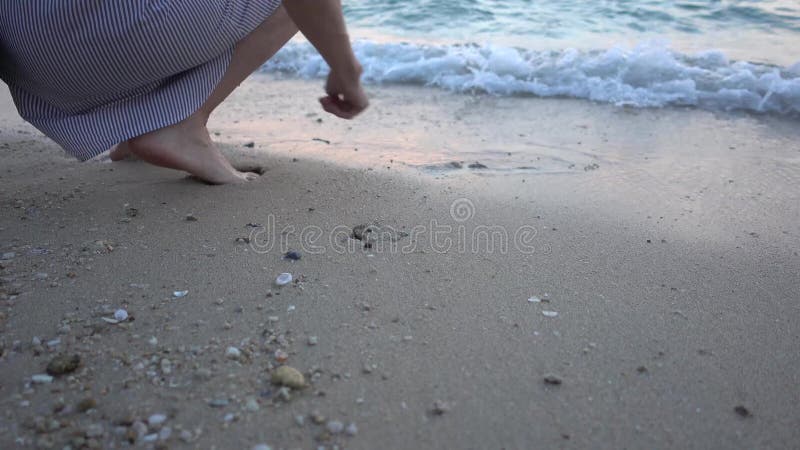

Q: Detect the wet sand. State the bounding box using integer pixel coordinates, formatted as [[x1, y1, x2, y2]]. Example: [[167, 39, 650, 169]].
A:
[[1, 78, 799, 449]]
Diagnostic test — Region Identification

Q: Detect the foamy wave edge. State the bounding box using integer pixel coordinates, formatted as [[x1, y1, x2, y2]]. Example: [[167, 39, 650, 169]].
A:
[[261, 40, 800, 116]]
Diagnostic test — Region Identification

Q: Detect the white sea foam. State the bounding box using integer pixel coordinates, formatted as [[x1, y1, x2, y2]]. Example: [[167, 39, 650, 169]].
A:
[[261, 40, 800, 116]]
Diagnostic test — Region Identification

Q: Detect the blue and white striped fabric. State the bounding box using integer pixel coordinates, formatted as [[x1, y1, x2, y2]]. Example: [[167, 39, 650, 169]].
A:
[[0, 0, 281, 160]]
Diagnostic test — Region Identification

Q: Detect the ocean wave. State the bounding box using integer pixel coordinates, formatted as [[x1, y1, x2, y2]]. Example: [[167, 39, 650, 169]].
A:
[[261, 40, 800, 116]]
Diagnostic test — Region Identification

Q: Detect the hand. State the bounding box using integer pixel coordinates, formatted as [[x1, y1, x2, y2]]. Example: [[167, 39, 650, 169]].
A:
[[319, 69, 369, 119]]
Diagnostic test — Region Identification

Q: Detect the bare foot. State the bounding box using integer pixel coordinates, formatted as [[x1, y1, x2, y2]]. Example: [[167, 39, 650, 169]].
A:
[[128, 118, 258, 184]]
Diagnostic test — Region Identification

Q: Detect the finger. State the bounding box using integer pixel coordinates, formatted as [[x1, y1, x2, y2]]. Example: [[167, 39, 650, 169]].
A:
[[319, 96, 355, 119]]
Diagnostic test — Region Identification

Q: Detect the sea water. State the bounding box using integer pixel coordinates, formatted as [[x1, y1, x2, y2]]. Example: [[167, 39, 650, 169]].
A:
[[260, 0, 800, 115]]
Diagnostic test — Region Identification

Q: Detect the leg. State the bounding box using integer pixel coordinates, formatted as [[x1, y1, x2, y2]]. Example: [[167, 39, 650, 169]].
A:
[[117, 6, 298, 183]]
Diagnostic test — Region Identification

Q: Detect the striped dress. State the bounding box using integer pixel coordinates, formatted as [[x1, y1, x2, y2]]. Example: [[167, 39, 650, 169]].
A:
[[0, 0, 282, 160]]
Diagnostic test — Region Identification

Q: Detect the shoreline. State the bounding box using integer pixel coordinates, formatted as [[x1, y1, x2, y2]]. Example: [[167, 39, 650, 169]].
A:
[[1, 79, 798, 449]]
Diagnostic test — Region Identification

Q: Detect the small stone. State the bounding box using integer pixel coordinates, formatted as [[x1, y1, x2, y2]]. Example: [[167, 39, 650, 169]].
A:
[[271, 365, 306, 389], [468, 162, 488, 169], [76, 397, 97, 413], [225, 346, 242, 360], [734, 405, 752, 418], [208, 398, 229, 408], [310, 410, 326, 425], [244, 141, 255, 148], [543, 374, 562, 385], [31, 374, 54, 384], [132, 421, 148, 438], [345, 423, 358, 436], [85, 424, 104, 438], [185, 214, 198, 222], [431, 400, 450, 415], [47, 354, 81, 376], [283, 251, 301, 261], [527, 296, 542, 303], [326, 420, 344, 434], [636, 366, 648, 374], [244, 397, 260, 412], [542, 310, 558, 317], [160, 358, 172, 374], [147, 413, 167, 429], [276, 387, 292, 402], [223, 412, 236, 422], [114, 309, 128, 321], [173, 290, 189, 298], [1, 252, 15, 260], [179, 430, 193, 442], [307, 336, 318, 346], [148, 336, 159, 346], [252, 445, 271, 450], [274, 349, 289, 363], [294, 415, 305, 427], [158, 426, 172, 441]]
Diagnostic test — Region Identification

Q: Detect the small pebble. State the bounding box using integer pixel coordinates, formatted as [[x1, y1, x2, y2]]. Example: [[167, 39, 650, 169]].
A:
[[208, 398, 229, 408], [47, 354, 80, 376], [158, 426, 172, 440], [225, 347, 242, 360], [1, 252, 15, 260], [310, 410, 326, 425], [307, 336, 318, 346], [173, 290, 189, 298], [734, 405, 752, 418], [542, 310, 559, 317], [543, 374, 563, 385], [271, 365, 306, 389], [274, 349, 289, 363], [431, 400, 450, 415], [283, 251, 301, 261], [76, 397, 97, 413], [252, 445, 271, 450], [275, 273, 293, 286], [345, 423, 358, 436], [179, 430, 193, 442], [185, 214, 198, 222], [31, 374, 54, 384], [528, 296, 542, 303], [294, 415, 305, 427], [85, 424, 104, 438], [326, 420, 344, 434], [114, 309, 128, 321], [245, 397, 260, 412], [147, 414, 167, 428], [276, 387, 292, 402]]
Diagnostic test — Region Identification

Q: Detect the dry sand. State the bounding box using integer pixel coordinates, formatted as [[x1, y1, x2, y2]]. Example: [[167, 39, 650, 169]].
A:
[[1, 77, 799, 449]]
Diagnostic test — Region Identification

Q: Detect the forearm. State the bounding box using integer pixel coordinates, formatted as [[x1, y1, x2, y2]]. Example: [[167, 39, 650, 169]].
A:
[[283, 0, 361, 80]]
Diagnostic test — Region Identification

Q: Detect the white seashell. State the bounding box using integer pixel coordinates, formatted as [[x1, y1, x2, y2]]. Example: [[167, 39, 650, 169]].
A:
[[173, 290, 189, 298], [527, 296, 541, 303], [287, 305, 296, 312], [101, 317, 120, 324], [114, 309, 128, 321], [542, 310, 559, 317], [275, 273, 292, 286]]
